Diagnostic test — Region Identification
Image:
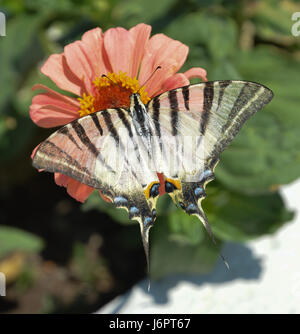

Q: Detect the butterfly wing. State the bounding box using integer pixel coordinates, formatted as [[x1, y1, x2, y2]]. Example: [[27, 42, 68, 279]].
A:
[[32, 108, 161, 267], [147, 80, 273, 241], [33, 80, 273, 272]]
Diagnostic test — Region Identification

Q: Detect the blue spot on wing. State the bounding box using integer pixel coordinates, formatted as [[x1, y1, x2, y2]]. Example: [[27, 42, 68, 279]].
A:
[[186, 203, 198, 214], [114, 196, 128, 206], [194, 187, 204, 197], [144, 217, 153, 228], [129, 206, 140, 215]]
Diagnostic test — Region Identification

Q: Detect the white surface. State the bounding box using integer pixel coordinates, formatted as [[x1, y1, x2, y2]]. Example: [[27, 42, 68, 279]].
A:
[[98, 179, 300, 314]]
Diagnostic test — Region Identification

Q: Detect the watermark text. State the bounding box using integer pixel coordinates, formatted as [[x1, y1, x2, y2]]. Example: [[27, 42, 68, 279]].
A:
[[291, 12, 300, 37], [0, 272, 6, 296], [0, 12, 6, 36]]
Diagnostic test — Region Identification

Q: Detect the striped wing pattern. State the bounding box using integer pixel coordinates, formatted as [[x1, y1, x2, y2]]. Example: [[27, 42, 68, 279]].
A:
[[33, 107, 159, 215], [33, 80, 273, 270], [147, 80, 273, 244], [33, 106, 160, 268]]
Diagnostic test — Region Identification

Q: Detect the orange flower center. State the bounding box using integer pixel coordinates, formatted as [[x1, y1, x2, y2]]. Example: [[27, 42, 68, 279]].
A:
[[78, 71, 150, 117]]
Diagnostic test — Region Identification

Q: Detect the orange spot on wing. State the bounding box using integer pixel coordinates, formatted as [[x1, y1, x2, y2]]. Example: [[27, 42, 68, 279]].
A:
[[144, 181, 160, 199]]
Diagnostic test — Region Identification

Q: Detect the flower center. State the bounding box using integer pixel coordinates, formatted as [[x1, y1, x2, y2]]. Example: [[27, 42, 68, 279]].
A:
[[78, 71, 150, 117]]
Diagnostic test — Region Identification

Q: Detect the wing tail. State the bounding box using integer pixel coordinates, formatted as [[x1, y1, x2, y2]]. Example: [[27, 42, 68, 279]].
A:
[[173, 179, 230, 269]]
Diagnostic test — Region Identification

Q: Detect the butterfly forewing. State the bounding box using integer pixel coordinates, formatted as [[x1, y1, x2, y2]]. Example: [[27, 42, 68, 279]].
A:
[[147, 80, 273, 180], [34, 110, 119, 193], [33, 104, 160, 227]]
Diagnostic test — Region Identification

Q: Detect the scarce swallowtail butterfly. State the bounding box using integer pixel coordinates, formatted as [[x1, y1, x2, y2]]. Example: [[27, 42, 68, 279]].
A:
[[32, 80, 274, 273]]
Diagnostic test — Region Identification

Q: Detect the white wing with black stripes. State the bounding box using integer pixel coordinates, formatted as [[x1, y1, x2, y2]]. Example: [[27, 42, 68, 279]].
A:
[[147, 80, 273, 243], [32, 105, 161, 270], [32, 80, 273, 271]]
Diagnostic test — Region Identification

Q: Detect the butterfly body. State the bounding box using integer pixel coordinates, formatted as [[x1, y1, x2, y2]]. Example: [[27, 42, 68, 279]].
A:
[[32, 80, 274, 269]]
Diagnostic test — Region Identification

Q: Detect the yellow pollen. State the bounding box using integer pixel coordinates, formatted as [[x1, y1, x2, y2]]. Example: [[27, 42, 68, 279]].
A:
[[78, 93, 95, 117], [77, 71, 150, 117]]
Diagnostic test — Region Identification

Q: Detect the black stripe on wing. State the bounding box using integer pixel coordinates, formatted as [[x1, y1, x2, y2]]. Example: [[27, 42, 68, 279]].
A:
[[57, 126, 82, 150], [168, 90, 179, 136], [208, 81, 273, 169], [102, 110, 120, 145], [116, 108, 141, 163], [116, 108, 133, 137], [32, 140, 102, 188], [71, 120, 99, 157], [182, 86, 190, 111], [151, 96, 161, 138], [200, 81, 214, 136], [89, 112, 103, 136], [216, 80, 232, 111], [220, 82, 261, 134]]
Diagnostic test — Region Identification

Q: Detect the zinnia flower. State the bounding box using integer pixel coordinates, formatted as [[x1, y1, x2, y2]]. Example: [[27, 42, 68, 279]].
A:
[[30, 23, 207, 203]]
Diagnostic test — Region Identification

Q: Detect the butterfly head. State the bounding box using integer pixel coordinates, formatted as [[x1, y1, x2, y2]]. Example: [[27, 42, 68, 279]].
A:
[[129, 92, 144, 110]]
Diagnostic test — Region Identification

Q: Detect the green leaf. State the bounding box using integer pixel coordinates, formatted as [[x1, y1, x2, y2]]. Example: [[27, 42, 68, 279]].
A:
[[0, 14, 45, 161], [250, 0, 300, 42], [150, 215, 221, 279], [149, 183, 292, 279], [203, 184, 294, 242], [165, 12, 238, 61], [167, 209, 205, 246], [114, 0, 178, 28], [0, 14, 44, 109], [0, 226, 44, 257], [81, 191, 132, 225], [216, 47, 300, 192]]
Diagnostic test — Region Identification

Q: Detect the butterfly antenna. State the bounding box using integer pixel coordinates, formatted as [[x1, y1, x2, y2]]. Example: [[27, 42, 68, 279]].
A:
[[138, 66, 162, 94], [101, 74, 115, 85]]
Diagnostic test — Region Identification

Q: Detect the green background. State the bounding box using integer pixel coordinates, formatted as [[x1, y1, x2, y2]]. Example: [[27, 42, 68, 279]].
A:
[[0, 0, 299, 313]]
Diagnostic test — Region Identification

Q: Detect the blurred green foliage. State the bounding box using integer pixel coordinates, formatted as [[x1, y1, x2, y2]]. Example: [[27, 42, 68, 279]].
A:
[[0, 226, 43, 256], [1, 0, 300, 308]]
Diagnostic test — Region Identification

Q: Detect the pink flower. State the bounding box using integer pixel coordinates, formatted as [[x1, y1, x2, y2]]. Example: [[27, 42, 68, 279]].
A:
[[30, 23, 207, 203]]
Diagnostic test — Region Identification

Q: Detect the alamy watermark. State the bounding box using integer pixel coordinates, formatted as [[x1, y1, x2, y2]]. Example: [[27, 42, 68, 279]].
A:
[[93, 129, 210, 186], [291, 12, 300, 37], [0, 272, 6, 296], [0, 11, 6, 36]]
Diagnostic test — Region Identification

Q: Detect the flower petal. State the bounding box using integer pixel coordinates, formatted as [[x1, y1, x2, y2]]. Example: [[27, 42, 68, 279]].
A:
[[67, 179, 94, 203], [64, 41, 95, 93], [30, 85, 79, 128], [98, 190, 112, 203], [32, 84, 80, 108], [54, 173, 70, 187], [104, 27, 134, 75], [55, 174, 94, 203], [139, 34, 189, 96], [31, 144, 40, 160], [129, 23, 151, 78], [159, 73, 190, 95], [30, 104, 78, 128], [183, 67, 207, 82], [41, 54, 85, 96], [81, 27, 111, 78], [157, 172, 165, 196]]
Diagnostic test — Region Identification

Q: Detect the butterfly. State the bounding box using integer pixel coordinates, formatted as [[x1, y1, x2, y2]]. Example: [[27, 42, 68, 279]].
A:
[[32, 80, 273, 271]]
